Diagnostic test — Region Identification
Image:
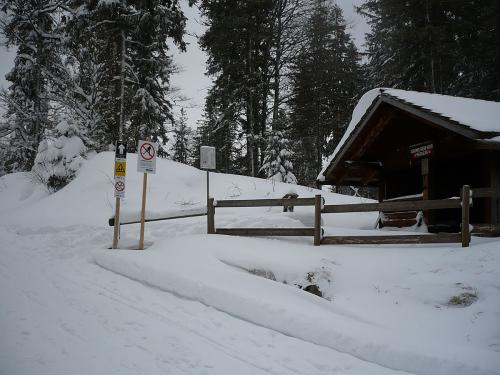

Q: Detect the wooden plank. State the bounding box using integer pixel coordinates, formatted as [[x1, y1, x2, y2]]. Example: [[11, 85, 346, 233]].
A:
[[321, 234, 461, 245], [472, 224, 500, 236], [207, 198, 215, 234], [109, 212, 207, 226], [314, 195, 322, 246], [472, 187, 500, 198], [216, 198, 316, 208], [461, 185, 470, 247], [216, 228, 315, 236], [322, 198, 461, 214]]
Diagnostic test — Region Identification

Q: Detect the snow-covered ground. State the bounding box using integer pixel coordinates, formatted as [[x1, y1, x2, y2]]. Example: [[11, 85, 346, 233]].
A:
[[1, 152, 499, 375]]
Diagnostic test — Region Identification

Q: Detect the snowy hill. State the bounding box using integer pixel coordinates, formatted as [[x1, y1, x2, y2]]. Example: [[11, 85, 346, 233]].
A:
[[1, 152, 499, 375]]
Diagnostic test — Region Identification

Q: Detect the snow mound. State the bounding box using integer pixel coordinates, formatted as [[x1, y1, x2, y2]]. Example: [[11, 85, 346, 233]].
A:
[[94, 235, 500, 375]]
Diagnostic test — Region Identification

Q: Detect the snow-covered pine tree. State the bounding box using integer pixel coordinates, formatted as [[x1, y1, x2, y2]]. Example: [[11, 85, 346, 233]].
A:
[[127, 0, 186, 147], [32, 114, 87, 192], [172, 108, 191, 164], [260, 128, 297, 184], [0, 0, 65, 173], [67, 0, 187, 151]]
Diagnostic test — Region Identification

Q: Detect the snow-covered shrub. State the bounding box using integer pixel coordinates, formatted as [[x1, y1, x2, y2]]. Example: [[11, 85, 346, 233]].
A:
[[32, 118, 87, 192]]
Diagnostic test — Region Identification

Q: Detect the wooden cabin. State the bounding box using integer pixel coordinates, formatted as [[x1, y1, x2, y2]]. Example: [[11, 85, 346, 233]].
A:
[[318, 89, 500, 234]]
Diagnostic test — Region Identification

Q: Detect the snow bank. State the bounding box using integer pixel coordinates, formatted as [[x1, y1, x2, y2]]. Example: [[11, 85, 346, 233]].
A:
[[0, 151, 367, 227], [94, 235, 500, 375]]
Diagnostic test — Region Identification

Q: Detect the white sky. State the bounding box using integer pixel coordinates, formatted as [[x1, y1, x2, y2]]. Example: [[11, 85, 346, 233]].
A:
[[0, 0, 368, 128]]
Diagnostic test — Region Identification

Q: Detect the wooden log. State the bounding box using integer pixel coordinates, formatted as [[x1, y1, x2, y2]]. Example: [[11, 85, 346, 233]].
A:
[[322, 198, 461, 214], [314, 194, 322, 246], [207, 198, 215, 234], [321, 234, 461, 245], [216, 197, 316, 208], [471, 187, 500, 198], [461, 185, 470, 247], [215, 228, 315, 236]]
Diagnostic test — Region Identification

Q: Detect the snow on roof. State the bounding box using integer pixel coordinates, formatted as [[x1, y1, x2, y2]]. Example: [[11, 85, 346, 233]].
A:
[[318, 89, 500, 181], [383, 89, 500, 133], [318, 88, 382, 181]]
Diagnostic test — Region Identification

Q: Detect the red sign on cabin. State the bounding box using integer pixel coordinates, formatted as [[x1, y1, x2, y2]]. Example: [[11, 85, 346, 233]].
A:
[[409, 142, 433, 160]]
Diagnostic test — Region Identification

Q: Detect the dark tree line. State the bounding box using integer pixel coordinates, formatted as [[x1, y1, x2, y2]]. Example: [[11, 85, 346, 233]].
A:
[[359, 0, 500, 100], [2, 0, 498, 190], [196, 0, 363, 186], [193, 0, 499, 187]]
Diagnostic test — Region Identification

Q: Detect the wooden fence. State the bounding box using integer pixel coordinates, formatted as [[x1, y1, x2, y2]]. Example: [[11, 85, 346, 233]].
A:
[[208, 185, 473, 247], [321, 185, 469, 247], [470, 187, 500, 236], [208, 195, 323, 246]]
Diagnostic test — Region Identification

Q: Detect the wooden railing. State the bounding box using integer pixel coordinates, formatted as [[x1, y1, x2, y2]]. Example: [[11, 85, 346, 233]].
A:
[[321, 185, 470, 247], [470, 187, 500, 236], [208, 186, 472, 247], [207, 195, 323, 246]]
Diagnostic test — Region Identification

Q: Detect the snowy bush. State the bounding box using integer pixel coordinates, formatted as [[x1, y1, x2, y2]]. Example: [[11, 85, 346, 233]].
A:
[[32, 118, 87, 192]]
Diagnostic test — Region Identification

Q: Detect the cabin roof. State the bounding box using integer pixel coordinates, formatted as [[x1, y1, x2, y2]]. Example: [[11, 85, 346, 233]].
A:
[[318, 88, 500, 182]]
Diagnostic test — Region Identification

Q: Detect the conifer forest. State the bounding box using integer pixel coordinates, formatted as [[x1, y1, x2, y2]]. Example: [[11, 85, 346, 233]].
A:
[[1, 0, 499, 189]]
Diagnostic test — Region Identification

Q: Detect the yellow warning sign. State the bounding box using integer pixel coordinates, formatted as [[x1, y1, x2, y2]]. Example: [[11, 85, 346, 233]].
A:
[[115, 161, 126, 177]]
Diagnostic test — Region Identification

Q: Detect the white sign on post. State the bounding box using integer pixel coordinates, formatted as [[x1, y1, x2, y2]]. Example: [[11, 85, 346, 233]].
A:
[[200, 146, 216, 170], [137, 140, 157, 174]]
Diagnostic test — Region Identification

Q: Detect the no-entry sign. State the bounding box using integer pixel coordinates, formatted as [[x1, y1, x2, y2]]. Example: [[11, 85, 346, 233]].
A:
[[137, 140, 157, 174]]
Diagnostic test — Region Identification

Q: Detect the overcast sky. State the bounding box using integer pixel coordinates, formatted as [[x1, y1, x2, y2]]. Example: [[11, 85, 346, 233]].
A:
[[0, 0, 369, 128]]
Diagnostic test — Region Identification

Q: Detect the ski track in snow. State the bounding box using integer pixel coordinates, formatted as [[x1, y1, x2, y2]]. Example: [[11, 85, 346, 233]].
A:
[[0, 225, 408, 375]]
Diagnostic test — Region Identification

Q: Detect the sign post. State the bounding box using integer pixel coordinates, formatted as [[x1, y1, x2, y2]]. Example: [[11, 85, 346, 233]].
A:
[[409, 141, 434, 224], [137, 140, 157, 250], [200, 146, 216, 232], [112, 141, 127, 249]]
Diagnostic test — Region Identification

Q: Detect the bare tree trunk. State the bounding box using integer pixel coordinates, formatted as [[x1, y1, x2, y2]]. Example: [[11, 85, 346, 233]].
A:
[[247, 35, 256, 177], [118, 29, 126, 141]]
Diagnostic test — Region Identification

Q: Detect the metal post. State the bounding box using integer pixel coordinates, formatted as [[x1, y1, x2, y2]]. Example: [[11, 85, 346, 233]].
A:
[[206, 170, 210, 205]]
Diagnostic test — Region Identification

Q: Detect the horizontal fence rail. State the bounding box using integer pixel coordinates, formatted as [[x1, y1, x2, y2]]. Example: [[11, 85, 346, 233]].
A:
[[321, 234, 461, 245], [109, 212, 207, 226], [216, 228, 316, 236], [215, 197, 316, 208], [322, 198, 461, 214], [472, 187, 500, 198]]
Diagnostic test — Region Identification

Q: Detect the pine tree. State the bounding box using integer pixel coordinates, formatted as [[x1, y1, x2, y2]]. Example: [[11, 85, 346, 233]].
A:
[[358, 0, 500, 100], [66, 0, 187, 151], [200, 0, 275, 176], [290, 0, 363, 185], [172, 108, 191, 164], [260, 112, 297, 184], [0, 0, 65, 173]]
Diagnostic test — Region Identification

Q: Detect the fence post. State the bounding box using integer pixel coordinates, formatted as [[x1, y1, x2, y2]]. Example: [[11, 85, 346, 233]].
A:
[[314, 194, 322, 246], [207, 198, 215, 234], [461, 185, 470, 247]]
